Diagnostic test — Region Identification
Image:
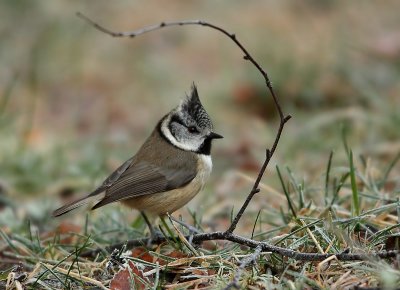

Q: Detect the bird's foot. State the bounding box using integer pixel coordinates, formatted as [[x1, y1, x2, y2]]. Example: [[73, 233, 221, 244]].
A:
[[146, 227, 164, 247]]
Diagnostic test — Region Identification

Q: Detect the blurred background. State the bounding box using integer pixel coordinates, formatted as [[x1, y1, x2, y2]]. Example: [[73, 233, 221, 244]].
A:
[[0, 1, 399, 233]]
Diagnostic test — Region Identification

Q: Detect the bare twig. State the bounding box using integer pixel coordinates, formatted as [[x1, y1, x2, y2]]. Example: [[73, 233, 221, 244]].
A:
[[225, 245, 264, 289], [76, 12, 291, 234], [81, 231, 400, 262]]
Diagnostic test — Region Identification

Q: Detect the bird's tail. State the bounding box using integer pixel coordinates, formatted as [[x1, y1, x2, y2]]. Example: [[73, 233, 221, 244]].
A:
[[52, 187, 105, 217]]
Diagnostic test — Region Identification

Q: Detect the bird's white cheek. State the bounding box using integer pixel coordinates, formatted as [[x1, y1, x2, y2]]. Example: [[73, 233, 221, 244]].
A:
[[161, 117, 203, 152], [184, 137, 204, 152]]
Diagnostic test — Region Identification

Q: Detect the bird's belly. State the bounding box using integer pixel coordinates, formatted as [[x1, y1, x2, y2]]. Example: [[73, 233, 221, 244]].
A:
[[122, 181, 201, 215], [122, 155, 212, 215]]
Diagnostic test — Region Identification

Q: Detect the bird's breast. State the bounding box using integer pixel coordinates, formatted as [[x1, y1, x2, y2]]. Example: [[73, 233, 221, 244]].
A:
[[196, 154, 213, 188]]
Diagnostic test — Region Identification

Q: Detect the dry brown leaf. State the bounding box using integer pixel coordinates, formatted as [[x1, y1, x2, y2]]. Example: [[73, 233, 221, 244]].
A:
[[110, 261, 150, 290], [131, 247, 154, 263], [41, 222, 81, 244]]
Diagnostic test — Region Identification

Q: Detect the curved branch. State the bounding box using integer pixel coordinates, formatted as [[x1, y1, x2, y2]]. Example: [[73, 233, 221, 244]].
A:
[[76, 12, 291, 233]]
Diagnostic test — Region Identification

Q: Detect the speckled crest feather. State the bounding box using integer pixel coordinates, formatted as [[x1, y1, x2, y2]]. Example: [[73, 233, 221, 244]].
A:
[[180, 84, 213, 130]]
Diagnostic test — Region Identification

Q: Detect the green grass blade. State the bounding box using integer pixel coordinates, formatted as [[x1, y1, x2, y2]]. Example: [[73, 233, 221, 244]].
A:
[[276, 165, 297, 218], [341, 123, 350, 156], [349, 150, 360, 217], [325, 151, 334, 205]]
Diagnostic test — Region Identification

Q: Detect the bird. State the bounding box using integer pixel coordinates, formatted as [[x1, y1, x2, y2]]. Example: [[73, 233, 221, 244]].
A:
[[52, 84, 222, 224]]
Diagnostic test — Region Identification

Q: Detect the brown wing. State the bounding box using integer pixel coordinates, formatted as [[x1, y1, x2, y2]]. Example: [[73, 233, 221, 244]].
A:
[[53, 126, 198, 216], [91, 159, 197, 210]]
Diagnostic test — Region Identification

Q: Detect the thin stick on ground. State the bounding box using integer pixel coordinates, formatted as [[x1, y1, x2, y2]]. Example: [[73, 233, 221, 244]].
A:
[[81, 231, 400, 262], [76, 12, 291, 234], [225, 245, 264, 289]]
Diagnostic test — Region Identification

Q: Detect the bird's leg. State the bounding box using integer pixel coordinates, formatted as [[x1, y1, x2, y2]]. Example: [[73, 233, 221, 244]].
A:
[[140, 211, 162, 243]]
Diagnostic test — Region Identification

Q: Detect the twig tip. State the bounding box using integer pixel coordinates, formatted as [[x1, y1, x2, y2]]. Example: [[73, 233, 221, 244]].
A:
[[284, 115, 292, 122]]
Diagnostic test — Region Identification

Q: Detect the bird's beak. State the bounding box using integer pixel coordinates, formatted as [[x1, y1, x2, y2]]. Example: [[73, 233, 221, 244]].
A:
[[208, 132, 223, 139]]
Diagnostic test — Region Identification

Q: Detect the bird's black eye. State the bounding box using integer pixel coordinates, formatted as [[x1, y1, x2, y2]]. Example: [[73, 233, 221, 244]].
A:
[[188, 126, 199, 133]]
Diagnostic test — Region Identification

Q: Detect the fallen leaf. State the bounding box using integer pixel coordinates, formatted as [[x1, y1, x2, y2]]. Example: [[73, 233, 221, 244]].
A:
[[131, 247, 154, 263], [110, 261, 150, 290], [42, 222, 81, 244], [166, 250, 188, 260]]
